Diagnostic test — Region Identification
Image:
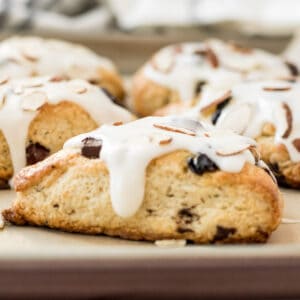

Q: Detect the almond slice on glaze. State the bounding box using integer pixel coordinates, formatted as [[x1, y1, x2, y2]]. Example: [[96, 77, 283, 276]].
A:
[[21, 91, 47, 111], [228, 41, 253, 54], [263, 86, 291, 92], [282, 103, 293, 139], [195, 47, 219, 68], [159, 137, 173, 145], [0, 76, 9, 85], [74, 87, 87, 94], [21, 51, 39, 62], [113, 121, 123, 126], [200, 90, 232, 115], [0, 94, 6, 109], [216, 144, 252, 157], [293, 139, 300, 152], [153, 124, 196, 136]]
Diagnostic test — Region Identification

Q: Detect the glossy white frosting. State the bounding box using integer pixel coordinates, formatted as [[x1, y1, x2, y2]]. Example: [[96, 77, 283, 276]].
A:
[[0, 77, 132, 176], [65, 116, 259, 218], [183, 79, 300, 162], [0, 36, 115, 81], [143, 39, 291, 104]]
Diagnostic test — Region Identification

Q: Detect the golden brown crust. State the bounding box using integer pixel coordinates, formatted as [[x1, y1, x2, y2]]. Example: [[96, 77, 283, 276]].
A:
[[131, 69, 181, 117], [97, 68, 125, 104], [0, 101, 99, 183], [6, 149, 283, 244]]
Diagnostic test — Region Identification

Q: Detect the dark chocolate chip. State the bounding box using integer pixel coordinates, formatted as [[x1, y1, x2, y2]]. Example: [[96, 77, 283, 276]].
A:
[[187, 153, 218, 175], [285, 61, 299, 77], [177, 227, 194, 234], [101, 87, 122, 106], [81, 137, 102, 159], [26, 143, 50, 165], [194, 80, 207, 96], [178, 208, 199, 224], [53, 204, 59, 208], [211, 225, 236, 243], [211, 98, 231, 125]]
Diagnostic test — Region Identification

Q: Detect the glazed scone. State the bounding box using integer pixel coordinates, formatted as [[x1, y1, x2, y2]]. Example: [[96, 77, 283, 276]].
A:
[[131, 39, 294, 116], [0, 76, 133, 187], [170, 79, 300, 188], [0, 36, 125, 103], [3, 117, 282, 243]]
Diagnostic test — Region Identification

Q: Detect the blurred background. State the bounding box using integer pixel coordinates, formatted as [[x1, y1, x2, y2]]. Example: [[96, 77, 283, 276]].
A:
[[1, 0, 300, 72]]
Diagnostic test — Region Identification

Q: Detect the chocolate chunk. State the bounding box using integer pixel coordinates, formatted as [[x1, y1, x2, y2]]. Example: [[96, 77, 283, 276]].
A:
[[81, 137, 102, 159], [26, 143, 50, 165], [285, 61, 299, 77], [178, 207, 199, 225], [194, 81, 206, 96], [101, 88, 122, 106], [212, 225, 236, 243], [187, 153, 218, 175], [211, 98, 231, 125], [177, 227, 194, 234]]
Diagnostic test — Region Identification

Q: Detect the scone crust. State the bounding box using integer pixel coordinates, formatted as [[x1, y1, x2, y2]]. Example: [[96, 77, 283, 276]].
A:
[[4, 149, 283, 244], [131, 69, 181, 117], [0, 101, 99, 183]]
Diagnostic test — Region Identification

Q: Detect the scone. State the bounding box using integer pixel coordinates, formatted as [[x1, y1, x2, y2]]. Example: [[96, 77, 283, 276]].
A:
[[3, 117, 282, 243], [0, 76, 132, 187], [0, 36, 125, 103], [131, 39, 294, 116], [174, 79, 300, 188]]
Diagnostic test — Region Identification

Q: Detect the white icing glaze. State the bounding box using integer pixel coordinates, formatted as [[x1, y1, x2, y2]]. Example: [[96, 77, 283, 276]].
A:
[[0, 36, 115, 81], [183, 79, 300, 162], [0, 77, 132, 177], [143, 39, 290, 103], [65, 116, 259, 218]]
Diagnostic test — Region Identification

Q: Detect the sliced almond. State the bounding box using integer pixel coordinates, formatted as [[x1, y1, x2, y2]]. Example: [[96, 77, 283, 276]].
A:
[[159, 137, 172, 145], [74, 87, 87, 94], [263, 86, 291, 92], [200, 90, 232, 115], [206, 47, 219, 68], [282, 103, 293, 138], [285, 61, 299, 77], [0, 94, 6, 109], [216, 145, 251, 156], [293, 139, 300, 152], [153, 124, 196, 136], [21, 91, 47, 111], [228, 41, 253, 54], [22, 51, 39, 62], [0, 76, 9, 85], [49, 75, 69, 82], [113, 121, 123, 126]]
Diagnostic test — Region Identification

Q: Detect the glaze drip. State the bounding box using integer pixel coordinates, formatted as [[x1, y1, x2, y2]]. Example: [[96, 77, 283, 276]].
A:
[[65, 116, 260, 218], [0, 77, 132, 177]]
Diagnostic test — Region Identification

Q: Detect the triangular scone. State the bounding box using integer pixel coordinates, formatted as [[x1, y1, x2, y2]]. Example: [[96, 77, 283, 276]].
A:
[[0, 36, 125, 102], [0, 77, 133, 187], [131, 39, 293, 116], [3, 117, 283, 244]]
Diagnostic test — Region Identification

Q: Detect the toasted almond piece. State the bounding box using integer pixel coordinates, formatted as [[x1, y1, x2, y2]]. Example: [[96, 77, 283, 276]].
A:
[[153, 124, 196, 136], [206, 47, 219, 68], [293, 139, 300, 152], [23, 82, 44, 88], [200, 90, 232, 115], [0, 94, 6, 109], [22, 51, 39, 62], [282, 103, 293, 138], [159, 137, 172, 145], [113, 121, 123, 126], [0, 76, 9, 85], [74, 87, 87, 94], [263, 86, 291, 92], [228, 41, 253, 54], [216, 145, 251, 157], [204, 132, 210, 137], [49, 75, 69, 82], [21, 91, 47, 111]]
